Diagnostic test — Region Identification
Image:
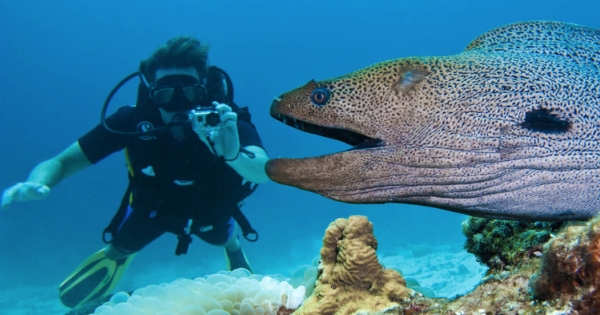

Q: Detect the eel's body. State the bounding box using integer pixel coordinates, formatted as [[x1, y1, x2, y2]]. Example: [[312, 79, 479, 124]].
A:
[[267, 21, 600, 221]]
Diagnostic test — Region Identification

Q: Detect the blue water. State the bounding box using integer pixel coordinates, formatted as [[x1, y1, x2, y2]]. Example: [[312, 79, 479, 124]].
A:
[[1, 0, 599, 312]]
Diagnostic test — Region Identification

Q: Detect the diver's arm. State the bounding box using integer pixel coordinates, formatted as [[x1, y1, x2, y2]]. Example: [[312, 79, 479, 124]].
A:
[[226, 145, 270, 184], [2, 142, 92, 209], [28, 142, 92, 187], [203, 102, 270, 183]]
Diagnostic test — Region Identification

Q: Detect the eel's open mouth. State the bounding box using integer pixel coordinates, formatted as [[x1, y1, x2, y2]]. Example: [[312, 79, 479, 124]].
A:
[[272, 113, 384, 150]]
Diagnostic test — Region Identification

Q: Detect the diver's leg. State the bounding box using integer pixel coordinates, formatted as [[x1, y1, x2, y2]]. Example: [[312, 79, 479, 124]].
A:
[[195, 217, 253, 273], [224, 224, 253, 273], [59, 204, 165, 308], [104, 244, 131, 260], [223, 225, 241, 251]]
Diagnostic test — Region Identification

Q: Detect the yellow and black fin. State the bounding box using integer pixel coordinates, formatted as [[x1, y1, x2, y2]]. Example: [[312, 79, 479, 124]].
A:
[[58, 249, 135, 308]]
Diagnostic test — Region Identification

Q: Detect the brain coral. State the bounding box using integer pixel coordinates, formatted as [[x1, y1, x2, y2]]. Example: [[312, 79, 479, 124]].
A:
[[293, 215, 410, 315]]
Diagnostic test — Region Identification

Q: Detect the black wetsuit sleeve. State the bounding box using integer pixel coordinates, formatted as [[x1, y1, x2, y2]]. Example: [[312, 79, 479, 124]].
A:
[[237, 120, 265, 150], [78, 106, 136, 164]]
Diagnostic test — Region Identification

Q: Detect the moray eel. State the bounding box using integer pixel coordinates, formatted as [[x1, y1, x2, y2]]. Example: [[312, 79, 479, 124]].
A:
[[267, 21, 600, 221]]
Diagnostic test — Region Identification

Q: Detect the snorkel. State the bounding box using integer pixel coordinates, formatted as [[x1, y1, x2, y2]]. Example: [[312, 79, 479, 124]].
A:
[[101, 71, 170, 136]]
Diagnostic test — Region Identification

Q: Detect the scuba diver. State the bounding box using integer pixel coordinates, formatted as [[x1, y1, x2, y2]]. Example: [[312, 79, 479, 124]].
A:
[[1, 36, 269, 308]]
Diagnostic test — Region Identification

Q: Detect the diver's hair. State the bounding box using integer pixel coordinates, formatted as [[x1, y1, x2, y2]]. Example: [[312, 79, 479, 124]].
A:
[[139, 36, 209, 83]]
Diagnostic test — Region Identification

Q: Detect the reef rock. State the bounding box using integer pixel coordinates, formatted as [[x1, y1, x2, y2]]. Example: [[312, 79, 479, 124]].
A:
[[293, 215, 411, 315], [298, 214, 600, 315], [531, 215, 600, 314], [462, 217, 563, 270]]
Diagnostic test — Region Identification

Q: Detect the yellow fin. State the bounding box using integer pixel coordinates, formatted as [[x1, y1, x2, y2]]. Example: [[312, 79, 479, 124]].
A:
[[58, 249, 135, 308]]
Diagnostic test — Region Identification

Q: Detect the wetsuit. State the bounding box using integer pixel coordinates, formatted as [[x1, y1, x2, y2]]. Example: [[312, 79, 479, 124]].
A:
[[78, 106, 263, 254]]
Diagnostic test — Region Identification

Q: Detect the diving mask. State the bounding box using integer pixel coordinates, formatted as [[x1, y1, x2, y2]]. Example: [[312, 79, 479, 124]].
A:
[[150, 75, 207, 112]]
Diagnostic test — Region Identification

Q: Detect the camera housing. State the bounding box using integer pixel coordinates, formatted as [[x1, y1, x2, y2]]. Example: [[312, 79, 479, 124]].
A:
[[190, 106, 220, 135]]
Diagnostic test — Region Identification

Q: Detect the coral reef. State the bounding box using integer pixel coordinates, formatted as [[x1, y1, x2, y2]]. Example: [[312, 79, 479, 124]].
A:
[[408, 215, 600, 315], [288, 262, 318, 298], [68, 214, 600, 315], [462, 216, 563, 269], [293, 215, 411, 315], [531, 215, 600, 314], [86, 269, 306, 315], [417, 261, 543, 314]]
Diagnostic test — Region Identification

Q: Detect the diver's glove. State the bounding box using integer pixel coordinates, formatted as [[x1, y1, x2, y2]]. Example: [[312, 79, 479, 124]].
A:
[[2, 182, 51, 209], [200, 102, 241, 162]]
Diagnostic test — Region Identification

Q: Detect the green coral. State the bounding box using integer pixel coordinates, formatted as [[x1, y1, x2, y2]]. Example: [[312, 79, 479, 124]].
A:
[[462, 217, 563, 269]]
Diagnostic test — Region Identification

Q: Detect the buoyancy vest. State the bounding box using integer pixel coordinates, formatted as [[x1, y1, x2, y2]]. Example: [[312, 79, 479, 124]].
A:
[[103, 67, 259, 244]]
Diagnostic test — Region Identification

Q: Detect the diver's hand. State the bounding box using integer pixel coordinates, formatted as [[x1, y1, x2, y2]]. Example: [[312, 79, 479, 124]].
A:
[[200, 102, 241, 161], [1, 182, 50, 209]]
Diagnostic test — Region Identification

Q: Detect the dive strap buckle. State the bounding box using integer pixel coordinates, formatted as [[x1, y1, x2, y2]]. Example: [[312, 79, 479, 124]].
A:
[[175, 218, 193, 256]]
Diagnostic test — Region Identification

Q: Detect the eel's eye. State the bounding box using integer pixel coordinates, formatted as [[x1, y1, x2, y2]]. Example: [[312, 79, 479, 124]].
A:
[[310, 88, 330, 106]]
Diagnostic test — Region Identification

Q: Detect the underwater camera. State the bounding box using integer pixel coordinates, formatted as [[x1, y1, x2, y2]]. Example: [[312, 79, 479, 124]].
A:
[[190, 105, 221, 135]]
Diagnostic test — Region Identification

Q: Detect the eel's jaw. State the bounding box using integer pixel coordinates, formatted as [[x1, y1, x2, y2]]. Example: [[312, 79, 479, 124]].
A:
[[269, 96, 384, 150], [271, 113, 384, 150], [266, 152, 372, 195], [268, 97, 385, 189], [265, 157, 319, 189]]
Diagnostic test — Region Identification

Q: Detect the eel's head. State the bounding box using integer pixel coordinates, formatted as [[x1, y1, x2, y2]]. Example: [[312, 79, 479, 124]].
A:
[[267, 60, 429, 203], [269, 79, 385, 151], [266, 21, 600, 221], [266, 55, 599, 221]]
